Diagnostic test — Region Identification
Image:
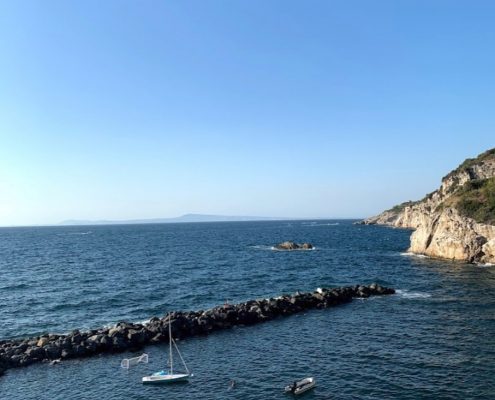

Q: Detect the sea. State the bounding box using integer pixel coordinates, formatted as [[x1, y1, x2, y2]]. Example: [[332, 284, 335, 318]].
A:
[[0, 220, 494, 399]]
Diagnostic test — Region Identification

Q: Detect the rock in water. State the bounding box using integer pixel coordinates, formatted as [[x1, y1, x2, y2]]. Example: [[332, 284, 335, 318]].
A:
[[275, 241, 313, 250]]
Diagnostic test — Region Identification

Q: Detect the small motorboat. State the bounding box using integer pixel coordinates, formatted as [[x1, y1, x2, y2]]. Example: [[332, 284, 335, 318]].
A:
[[284, 377, 316, 395]]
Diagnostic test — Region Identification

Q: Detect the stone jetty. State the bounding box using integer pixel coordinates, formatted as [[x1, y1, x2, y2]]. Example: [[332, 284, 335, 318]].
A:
[[0, 283, 394, 376]]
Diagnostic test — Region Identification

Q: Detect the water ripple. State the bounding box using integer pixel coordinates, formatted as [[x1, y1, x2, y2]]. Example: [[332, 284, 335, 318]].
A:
[[0, 221, 494, 399]]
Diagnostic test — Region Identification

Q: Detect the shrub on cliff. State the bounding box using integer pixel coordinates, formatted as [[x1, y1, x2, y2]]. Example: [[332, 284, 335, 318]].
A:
[[454, 177, 495, 225], [387, 200, 418, 213], [443, 148, 495, 181]]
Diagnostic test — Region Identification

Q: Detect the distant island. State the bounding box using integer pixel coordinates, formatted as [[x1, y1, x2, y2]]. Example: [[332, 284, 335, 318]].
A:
[[359, 148, 495, 264], [59, 213, 284, 226]]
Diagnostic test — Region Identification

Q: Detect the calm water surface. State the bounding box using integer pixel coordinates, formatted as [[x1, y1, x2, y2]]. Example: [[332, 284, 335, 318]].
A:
[[0, 221, 494, 399]]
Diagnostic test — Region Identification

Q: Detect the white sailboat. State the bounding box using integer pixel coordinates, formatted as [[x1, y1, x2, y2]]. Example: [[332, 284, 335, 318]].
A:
[[142, 315, 192, 384]]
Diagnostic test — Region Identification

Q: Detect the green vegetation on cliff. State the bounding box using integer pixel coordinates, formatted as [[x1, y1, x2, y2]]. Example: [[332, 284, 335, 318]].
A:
[[387, 200, 418, 214], [447, 177, 495, 225], [366, 148, 495, 227], [443, 148, 495, 181]]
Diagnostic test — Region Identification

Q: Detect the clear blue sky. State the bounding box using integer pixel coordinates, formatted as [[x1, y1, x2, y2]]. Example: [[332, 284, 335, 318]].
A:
[[0, 1, 494, 226]]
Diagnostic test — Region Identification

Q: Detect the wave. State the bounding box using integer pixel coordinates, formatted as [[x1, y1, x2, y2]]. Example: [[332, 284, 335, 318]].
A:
[[301, 222, 340, 226], [0, 282, 29, 291], [68, 231, 92, 235], [249, 245, 275, 251], [49, 299, 97, 312], [400, 252, 429, 259], [476, 262, 494, 268], [395, 289, 432, 299]]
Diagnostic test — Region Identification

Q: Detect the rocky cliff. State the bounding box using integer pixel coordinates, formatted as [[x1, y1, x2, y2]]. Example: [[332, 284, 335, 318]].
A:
[[360, 149, 495, 264]]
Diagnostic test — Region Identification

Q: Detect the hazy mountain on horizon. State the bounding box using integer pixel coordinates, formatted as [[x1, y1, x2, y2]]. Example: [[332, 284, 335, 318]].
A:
[[59, 213, 285, 226]]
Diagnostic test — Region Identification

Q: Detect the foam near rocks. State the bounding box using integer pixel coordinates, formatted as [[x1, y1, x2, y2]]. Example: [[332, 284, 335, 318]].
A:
[[395, 289, 432, 299]]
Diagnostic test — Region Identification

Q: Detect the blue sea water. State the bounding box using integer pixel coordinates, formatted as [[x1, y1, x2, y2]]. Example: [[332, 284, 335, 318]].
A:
[[0, 220, 494, 399]]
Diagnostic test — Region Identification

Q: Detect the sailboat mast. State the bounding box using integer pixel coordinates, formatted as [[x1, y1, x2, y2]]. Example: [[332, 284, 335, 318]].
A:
[[169, 314, 173, 374]]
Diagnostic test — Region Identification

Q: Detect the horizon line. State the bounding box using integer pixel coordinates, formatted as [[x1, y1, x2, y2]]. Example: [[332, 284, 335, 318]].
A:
[[0, 215, 362, 229]]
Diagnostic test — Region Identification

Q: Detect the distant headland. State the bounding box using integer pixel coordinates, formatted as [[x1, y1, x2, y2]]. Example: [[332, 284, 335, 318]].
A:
[[59, 214, 284, 226]]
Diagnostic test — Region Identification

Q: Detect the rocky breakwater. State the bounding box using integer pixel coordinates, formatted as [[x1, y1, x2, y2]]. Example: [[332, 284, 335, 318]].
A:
[[275, 241, 314, 250], [0, 283, 394, 376], [359, 148, 495, 263]]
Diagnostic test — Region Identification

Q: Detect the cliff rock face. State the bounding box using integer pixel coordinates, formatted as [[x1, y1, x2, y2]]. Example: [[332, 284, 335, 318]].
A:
[[361, 149, 495, 263]]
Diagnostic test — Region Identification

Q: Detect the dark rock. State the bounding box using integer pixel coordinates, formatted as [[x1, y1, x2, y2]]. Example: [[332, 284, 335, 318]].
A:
[[18, 356, 34, 367], [61, 349, 72, 359], [275, 241, 313, 250], [15, 343, 28, 353], [25, 347, 45, 360], [44, 345, 62, 359], [99, 335, 111, 349], [70, 333, 82, 344], [84, 340, 98, 354], [111, 336, 127, 351], [127, 329, 147, 345]]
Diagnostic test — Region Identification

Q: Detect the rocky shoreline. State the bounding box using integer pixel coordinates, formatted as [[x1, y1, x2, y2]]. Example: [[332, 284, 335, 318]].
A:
[[0, 283, 394, 376], [359, 149, 495, 263]]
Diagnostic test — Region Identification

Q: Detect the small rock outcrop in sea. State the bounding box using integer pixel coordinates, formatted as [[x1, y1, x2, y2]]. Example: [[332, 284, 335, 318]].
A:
[[275, 241, 313, 250], [0, 284, 394, 375], [359, 148, 495, 263]]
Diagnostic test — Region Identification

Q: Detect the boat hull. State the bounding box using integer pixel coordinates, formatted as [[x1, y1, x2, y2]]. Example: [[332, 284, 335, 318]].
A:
[[284, 377, 316, 395], [142, 373, 190, 384]]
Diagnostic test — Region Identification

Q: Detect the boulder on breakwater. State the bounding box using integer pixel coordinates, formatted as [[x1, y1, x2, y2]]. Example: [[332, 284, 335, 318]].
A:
[[0, 284, 394, 375], [275, 241, 313, 250]]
